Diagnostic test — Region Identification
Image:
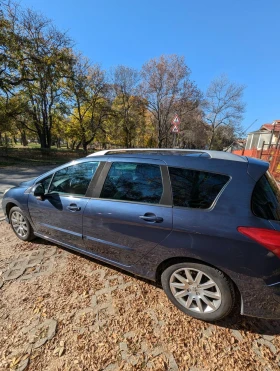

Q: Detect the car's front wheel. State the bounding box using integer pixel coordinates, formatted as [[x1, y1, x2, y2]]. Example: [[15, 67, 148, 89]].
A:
[[9, 206, 35, 242], [161, 262, 235, 322]]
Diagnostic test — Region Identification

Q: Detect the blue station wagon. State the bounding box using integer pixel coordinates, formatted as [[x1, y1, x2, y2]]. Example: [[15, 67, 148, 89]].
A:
[[2, 149, 280, 321]]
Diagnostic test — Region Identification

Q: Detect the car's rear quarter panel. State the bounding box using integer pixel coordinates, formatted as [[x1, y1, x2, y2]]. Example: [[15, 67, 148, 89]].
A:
[[134, 156, 280, 318]]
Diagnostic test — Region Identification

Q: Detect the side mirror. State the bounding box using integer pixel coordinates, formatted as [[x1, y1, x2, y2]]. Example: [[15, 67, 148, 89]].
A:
[[33, 183, 45, 200]]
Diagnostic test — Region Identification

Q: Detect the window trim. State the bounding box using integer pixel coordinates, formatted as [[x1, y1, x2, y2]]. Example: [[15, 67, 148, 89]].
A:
[[37, 173, 54, 194], [168, 165, 231, 211], [93, 161, 172, 206], [86, 161, 106, 198]]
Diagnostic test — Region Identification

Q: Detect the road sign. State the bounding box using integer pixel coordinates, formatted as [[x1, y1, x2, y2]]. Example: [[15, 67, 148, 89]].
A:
[[172, 114, 180, 126], [172, 125, 179, 133]]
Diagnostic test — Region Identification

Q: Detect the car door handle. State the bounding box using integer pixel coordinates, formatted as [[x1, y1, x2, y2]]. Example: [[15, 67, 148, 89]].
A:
[[67, 204, 81, 212], [139, 214, 163, 223]]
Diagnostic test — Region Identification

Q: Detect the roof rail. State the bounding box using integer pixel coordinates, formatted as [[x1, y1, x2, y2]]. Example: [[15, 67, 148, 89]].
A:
[[87, 148, 247, 162]]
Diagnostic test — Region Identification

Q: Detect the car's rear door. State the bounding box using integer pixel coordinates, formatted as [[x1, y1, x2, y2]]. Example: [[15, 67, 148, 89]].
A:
[[83, 157, 173, 266], [28, 160, 101, 249]]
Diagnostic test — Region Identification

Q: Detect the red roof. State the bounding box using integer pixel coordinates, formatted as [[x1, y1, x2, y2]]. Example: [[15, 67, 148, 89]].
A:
[[261, 121, 280, 132]]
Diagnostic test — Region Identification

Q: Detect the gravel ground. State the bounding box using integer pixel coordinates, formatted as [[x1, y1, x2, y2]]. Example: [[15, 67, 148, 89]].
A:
[[0, 221, 279, 371]]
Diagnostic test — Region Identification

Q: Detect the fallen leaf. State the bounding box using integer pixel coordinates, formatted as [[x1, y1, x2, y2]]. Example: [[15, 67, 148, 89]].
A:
[[59, 347, 65, 357], [53, 348, 60, 355]]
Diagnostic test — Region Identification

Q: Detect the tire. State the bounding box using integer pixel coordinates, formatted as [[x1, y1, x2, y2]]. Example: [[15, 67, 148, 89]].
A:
[[161, 262, 235, 322], [9, 206, 35, 242]]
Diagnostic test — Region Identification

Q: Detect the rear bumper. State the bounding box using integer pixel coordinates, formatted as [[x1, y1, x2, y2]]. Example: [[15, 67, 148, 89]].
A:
[[238, 277, 280, 319]]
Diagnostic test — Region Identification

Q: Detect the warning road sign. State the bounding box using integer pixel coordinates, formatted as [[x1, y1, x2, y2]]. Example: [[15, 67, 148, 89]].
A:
[[172, 114, 180, 126], [172, 125, 179, 133]]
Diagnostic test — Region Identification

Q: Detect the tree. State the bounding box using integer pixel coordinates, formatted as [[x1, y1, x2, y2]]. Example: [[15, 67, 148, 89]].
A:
[[111, 66, 143, 147], [204, 74, 246, 149], [0, 1, 35, 97], [1, 2, 74, 148], [67, 56, 111, 153], [0, 93, 34, 146], [178, 109, 210, 149], [140, 55, 202, 148]]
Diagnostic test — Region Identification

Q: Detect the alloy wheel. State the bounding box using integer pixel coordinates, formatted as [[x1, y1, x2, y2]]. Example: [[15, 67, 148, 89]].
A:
[[169, 268, 222, 313], [11, 211, 28, 238]]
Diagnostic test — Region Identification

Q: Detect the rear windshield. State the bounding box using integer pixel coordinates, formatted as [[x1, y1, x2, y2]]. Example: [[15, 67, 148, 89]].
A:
[[251, 171, 280, 221]]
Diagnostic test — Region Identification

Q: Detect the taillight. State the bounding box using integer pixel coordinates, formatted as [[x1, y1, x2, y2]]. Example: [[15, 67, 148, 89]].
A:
[[238, 227, 280, 258]]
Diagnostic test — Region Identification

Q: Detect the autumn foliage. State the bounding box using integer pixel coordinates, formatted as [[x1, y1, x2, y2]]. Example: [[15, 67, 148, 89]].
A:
[[0, 1, 245, 152]]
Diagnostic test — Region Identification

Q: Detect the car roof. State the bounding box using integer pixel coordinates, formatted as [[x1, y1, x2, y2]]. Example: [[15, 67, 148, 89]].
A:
[[87, 148, 247, 162], [34, 148, 268, 184]]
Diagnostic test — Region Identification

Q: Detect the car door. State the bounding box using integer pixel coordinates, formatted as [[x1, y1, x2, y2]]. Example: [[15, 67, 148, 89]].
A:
[[83, 158, 173, 266], [28, 160, 100, 249]]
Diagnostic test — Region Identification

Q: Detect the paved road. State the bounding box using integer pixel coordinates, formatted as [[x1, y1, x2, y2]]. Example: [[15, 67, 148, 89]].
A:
[[0, 166, 56, 219]]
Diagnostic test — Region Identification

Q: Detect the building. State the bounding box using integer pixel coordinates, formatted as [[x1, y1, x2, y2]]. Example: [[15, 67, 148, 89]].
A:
[[223, 139, 246, 152], [245, 120, 280, 150]]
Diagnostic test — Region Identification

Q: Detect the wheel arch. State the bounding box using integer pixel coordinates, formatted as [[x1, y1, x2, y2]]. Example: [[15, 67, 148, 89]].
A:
[[6, 202, 18, 221], [155, 256, 241, 306]]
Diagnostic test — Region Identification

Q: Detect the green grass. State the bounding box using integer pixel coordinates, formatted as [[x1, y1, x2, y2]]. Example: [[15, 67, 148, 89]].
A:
[[0, 156, 69, 167], [13, 143, 42, 149], [11, 144, 88, 152], [0, 146, 96, 167]]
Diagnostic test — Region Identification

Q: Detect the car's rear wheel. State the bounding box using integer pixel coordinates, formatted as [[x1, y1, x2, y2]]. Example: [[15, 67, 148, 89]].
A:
[[9, 206, 35, 242], [161, 262, 235, 322]]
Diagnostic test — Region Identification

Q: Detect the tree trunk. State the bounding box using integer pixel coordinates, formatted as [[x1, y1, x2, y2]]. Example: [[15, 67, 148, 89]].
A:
[[4, 133, 9, 146], [75, 141, 81, 150], [38, 119, 52, 149], [39, 133, 48, 149], [70, 140, 76, 150], [165, 135, 169, 148], [209, 129, 215, 150], [124, 127, 129, 148], [46, 127, 52, 149], [158, 136, 164, 148], [21, 131, 28, 146], [82, 139, 88, 154]]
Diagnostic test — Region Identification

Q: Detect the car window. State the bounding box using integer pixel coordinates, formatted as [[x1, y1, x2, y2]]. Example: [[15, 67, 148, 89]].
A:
[[100, 162, 163, 204], [48, 161, 99, 196], [169, 167, 230, 209], [251, 171, 280, 221], [38, 174, 53, 193]]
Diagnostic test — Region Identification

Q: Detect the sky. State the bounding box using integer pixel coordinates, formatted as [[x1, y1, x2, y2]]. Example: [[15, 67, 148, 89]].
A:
[[19, 0, 280, 134]]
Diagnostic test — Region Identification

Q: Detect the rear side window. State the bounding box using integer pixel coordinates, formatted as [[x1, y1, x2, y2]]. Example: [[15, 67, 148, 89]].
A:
[[100, 162, 163, 204], [252, 171, 280, 221], [169, 167, 230, 209]]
